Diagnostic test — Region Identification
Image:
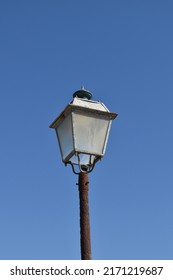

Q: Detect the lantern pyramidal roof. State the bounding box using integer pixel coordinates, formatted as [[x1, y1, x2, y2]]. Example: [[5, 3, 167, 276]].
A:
[[71, 96, 110, 112], [50, 95, 117, 129]]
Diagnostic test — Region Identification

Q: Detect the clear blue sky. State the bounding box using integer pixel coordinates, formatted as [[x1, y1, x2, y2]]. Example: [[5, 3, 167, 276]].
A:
[[0, 0, 173, 260]]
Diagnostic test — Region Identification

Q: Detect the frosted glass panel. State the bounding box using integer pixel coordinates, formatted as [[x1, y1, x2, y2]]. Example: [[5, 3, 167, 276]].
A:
[[73, 112, 110, 155], [70, 153, 96, 166], [56, 114, 74, 161]]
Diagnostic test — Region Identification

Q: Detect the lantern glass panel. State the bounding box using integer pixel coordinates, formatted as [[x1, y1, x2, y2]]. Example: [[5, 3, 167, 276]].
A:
[[56, 113, 73, 161], [70, 153, 96, 166], [72, 111, 110, 156]]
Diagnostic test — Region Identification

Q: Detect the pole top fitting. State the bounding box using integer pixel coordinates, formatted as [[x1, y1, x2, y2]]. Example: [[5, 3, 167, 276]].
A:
[[73, 86, 93, 100]]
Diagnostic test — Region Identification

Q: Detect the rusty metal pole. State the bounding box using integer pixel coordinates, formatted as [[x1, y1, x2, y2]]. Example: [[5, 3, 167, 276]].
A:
[[78, 172, 92, 260]]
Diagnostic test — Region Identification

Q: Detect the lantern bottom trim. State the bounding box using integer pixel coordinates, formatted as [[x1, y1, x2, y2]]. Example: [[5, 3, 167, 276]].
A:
[[65, 153, 102, 175]]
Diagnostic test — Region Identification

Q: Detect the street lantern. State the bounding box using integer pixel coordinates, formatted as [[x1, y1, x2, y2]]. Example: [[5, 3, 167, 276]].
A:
[[50, 87, 118, 260], [49, 87, 118, 174]]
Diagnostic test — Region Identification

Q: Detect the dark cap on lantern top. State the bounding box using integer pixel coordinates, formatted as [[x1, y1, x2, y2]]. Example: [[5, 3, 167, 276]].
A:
[[73, 86, 93, 100]]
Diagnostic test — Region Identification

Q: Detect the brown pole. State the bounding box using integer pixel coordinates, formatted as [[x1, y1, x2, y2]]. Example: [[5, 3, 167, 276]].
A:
[[78, 172, 92, 260]]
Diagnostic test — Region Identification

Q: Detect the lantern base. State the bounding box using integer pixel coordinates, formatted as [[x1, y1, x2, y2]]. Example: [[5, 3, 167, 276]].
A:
[[65, 154, 101, 175]]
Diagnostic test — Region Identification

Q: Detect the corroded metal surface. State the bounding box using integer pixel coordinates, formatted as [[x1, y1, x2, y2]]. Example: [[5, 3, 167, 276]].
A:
[[78, 172, 92, 260]]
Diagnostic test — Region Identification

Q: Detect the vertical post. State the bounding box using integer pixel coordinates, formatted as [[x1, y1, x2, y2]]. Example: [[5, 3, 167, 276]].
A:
[[78, 172, 92, 260]]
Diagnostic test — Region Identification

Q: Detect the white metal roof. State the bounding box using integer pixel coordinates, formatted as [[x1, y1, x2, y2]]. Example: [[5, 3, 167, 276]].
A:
[[71, 97, 110, 112]]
